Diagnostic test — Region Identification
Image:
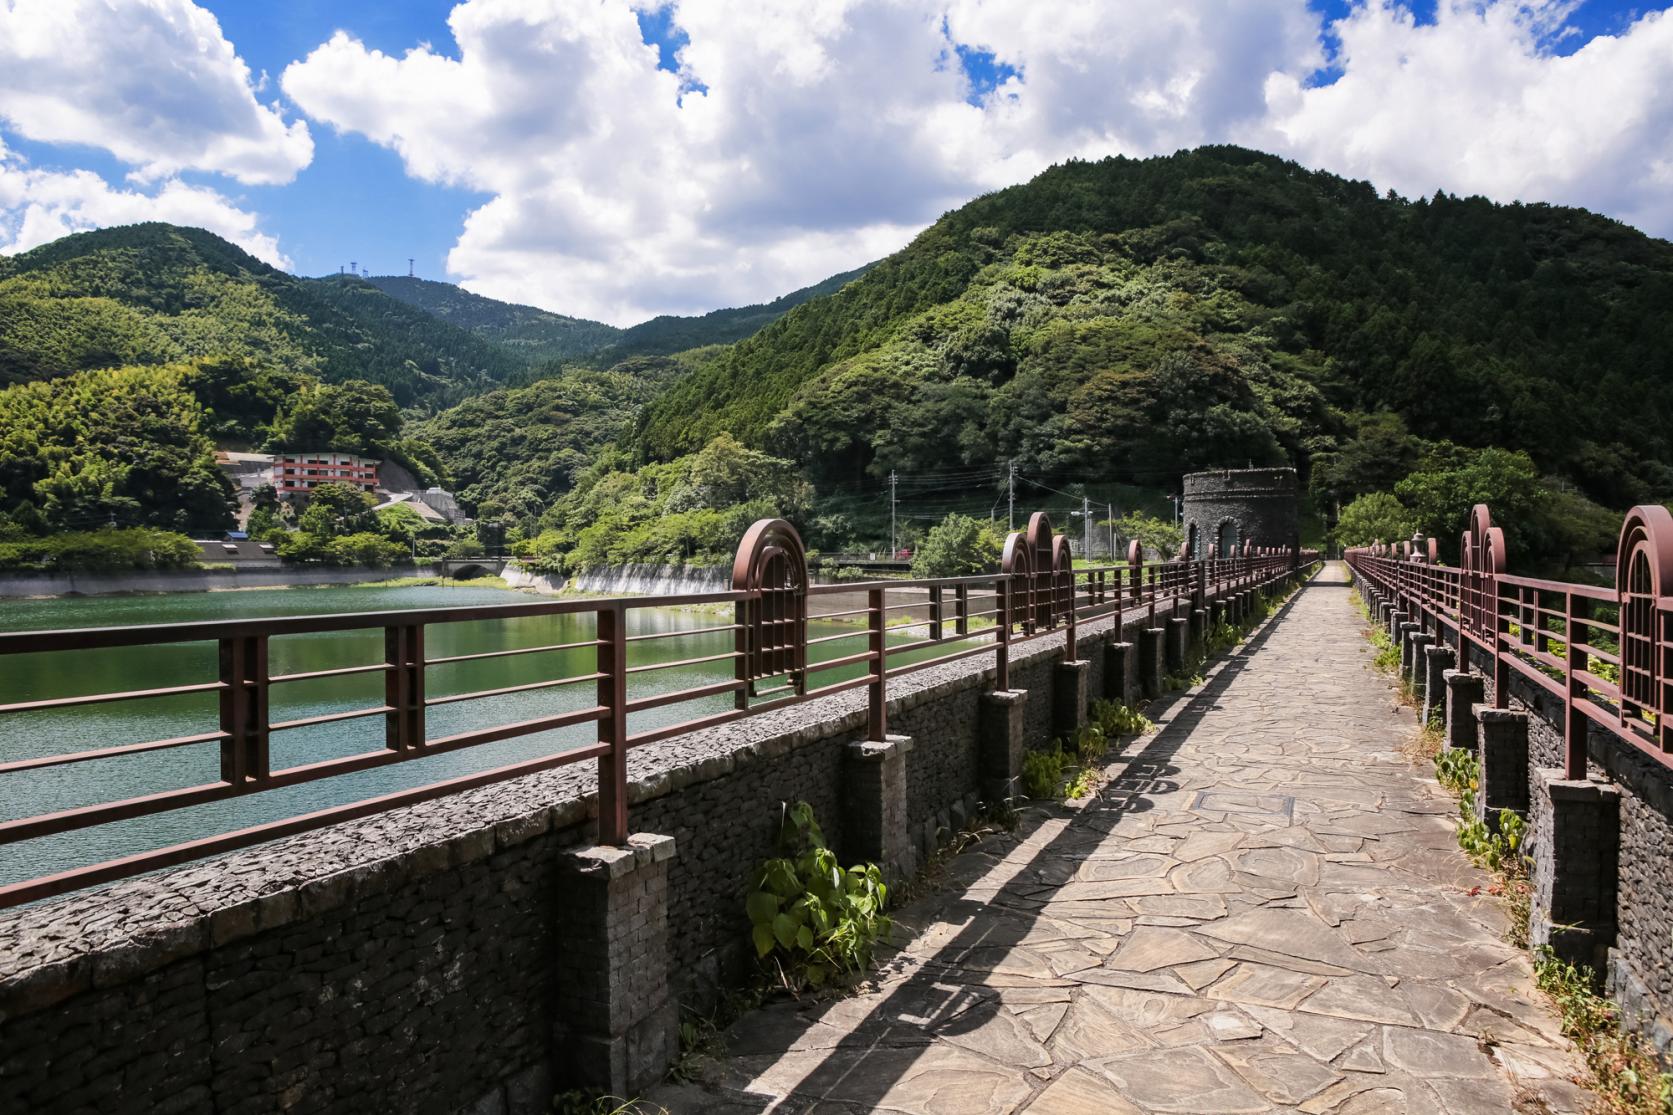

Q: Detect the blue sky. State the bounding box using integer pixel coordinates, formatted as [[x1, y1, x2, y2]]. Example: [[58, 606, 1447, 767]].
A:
[[1, 1, 1670, 324]]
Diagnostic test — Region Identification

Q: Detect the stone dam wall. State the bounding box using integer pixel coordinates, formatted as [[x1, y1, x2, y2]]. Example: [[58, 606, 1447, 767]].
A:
[[0, 570, 1308, 1115], [1362, 579, 1673, 1061]]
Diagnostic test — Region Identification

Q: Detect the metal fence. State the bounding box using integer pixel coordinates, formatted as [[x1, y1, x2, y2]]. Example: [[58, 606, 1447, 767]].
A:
[[0, 512, 1311, 907], [1344, 503, 1673, 783]]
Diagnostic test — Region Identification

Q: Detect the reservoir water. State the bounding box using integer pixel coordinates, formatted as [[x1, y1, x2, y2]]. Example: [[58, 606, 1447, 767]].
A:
[[0, 583, 934, 891]]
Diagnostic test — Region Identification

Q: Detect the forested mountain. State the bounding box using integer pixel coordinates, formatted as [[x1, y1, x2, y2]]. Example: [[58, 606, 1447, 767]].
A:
[[364, 275, 621, 366], [633, 146, 1673, 511], [0, 224, 522, 409], [589, 264, 873, 364], [408, 355, 694, 521]]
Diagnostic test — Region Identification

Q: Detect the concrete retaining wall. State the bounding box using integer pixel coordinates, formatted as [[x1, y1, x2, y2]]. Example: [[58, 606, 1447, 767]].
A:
[[0, 566, 419, 598], [0, 568, 1309, 1114]]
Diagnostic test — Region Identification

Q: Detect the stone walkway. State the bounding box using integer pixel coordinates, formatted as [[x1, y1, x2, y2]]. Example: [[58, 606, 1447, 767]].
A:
[[649, 565, 1593, 1114]]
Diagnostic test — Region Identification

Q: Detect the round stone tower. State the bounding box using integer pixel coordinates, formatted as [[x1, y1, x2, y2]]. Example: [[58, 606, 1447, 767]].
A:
[[1181, 468, 1299, 559]]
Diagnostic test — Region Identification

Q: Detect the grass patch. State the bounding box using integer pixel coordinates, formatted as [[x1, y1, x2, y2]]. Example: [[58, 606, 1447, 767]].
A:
[[1534, 951, 1673, 1114]]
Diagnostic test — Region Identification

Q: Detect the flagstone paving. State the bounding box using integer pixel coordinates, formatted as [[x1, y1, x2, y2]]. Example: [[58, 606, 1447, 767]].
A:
[[648, 564, 1594, 1114]]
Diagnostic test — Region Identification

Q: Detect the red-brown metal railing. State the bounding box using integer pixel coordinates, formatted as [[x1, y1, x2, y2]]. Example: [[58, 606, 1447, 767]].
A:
[[0, 513, 1314, 907], [1344, 503, 1673, 782]]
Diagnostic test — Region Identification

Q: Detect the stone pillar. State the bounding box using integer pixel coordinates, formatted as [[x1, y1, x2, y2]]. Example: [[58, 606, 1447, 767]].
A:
[[1405, 631, 1435, 698], [1388, 610, 1409, 647], [1421, 644, 1456, 726], [844, 735, 915, 885], [1190, 607, 1209, 649], [1443, 670, 1485, 752], [1102, 643, 1134, 706], [1138, 628, 1166, 699], [1396, 622, 1420, 675], [1165, 617, 1191, 674], [1053, 660, 1090, 738], [1209, 599, 1226, 630], [1472, 706, 1530, 823], [979, 690, 1028, 804], [1377, 601, 1393, 628], [556, 834, 679, 1096], [1529, 770, 1620, 970]]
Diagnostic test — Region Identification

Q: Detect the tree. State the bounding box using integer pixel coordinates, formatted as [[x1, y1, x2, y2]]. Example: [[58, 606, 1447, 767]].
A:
[[1395, 446, 1546, 562], [1107, 512, 1183, 559], [910, 513, 1004, 577], [1333, 492, 1414, 549], [297, 482, 377, 538], [266, 380, 402, 457]]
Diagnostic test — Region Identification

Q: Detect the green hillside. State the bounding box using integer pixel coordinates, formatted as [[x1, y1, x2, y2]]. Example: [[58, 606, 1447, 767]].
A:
[[590, 264, 873, 364], [0, 224, 522, 409], [364, 275, 620, 366], [634, 147, 1673, 511]]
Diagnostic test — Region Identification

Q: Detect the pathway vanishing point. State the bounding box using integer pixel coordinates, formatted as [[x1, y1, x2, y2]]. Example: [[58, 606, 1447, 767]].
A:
[[650, 564, 1595, 1115]]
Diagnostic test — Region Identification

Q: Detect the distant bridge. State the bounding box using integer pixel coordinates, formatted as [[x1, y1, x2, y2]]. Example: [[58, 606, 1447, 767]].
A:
[[434, 556, 509, 579]]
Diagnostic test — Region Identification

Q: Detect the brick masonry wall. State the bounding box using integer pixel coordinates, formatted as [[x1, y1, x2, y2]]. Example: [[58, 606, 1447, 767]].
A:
[[0, 578, 1292, 1115]]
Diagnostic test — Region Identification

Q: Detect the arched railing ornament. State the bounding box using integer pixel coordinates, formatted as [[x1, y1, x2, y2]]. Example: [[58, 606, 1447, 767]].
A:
[[732, 519, 808, 696], [1241, 538, 1252, 558], [1176, 541, 1190, 561], [1426, 537, 1438, 564], [1127, 540, 1144, 605], [1616, 505, 1673, 755], [1026, 512, 1055, 630], [1051, 533, 1077, 658], [1002, 529, 1036, 634]]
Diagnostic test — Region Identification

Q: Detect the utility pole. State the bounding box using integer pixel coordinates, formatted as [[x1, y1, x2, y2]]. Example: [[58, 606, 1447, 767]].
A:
[[889, 470, 898, 555], [1007, 460, 1016, 533], [1082, 494, 1091, 561], [1108, 502, 1115, 560]]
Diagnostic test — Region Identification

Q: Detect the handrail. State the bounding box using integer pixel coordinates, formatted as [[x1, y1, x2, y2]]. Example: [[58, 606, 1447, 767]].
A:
[[1344, 503, 1673, 783], [0, 511, 1316, 907]]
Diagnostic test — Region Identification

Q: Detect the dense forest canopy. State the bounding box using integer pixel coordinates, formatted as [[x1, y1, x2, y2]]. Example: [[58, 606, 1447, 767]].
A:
[[365, 275, 621, 366], [634, 147, 1673, 514], [0, 224, 523, 409]]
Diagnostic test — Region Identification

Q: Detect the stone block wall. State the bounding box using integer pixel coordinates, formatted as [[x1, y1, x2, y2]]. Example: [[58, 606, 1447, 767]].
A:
[[1358, 577, 1673, 1060]]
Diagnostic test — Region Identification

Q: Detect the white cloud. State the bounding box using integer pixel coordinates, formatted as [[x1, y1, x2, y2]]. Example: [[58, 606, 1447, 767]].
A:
[[1260, 1, 1673, 236], [279, 0, 1673, 325], [282, 0, 1319, 324], [0, 138, 289, 267], [0, 0, 312, 185]]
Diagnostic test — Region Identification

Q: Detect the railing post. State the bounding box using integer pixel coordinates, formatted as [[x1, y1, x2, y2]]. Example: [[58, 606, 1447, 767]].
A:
[[597, 604, 629, 845], [1565, 594, 1589, 780], [996, 577, 1011, 691], [867, 585, 887, 742], [384, 623, 424, 752], [929, 585, 944, 642], [955, 583, 969, 637], [218, 633, 269, 784]]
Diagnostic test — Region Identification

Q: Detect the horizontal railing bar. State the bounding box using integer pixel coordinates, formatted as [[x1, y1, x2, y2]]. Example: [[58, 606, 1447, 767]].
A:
[[424, 673, 605, 707], [623, 624, 741, 643], [0, 741, 613, 909], [624, 679, 746, 715], [269, 705, 393, 732], [424, 639, 604, 666], [0, 681, 227, 716], [0, 730, 228, 774], [623, 651, 741, 676], [269, 662, 392, 685]]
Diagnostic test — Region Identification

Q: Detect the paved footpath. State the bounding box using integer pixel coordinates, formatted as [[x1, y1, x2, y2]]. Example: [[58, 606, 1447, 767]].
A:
[[650, 565, 1593, 1114]]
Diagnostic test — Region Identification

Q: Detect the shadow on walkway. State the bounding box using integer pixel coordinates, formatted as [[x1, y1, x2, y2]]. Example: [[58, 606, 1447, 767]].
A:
[[658, 582, 1311, 1113]]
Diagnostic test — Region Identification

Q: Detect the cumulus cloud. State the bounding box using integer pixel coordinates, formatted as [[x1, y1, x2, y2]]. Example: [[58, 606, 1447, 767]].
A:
[[0, 137, 289, 267], [282, 0, 1321, 324], [0, 0, 312, 185], [1261, 1, 1673, 236], [266, 0, 1671, 324]]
